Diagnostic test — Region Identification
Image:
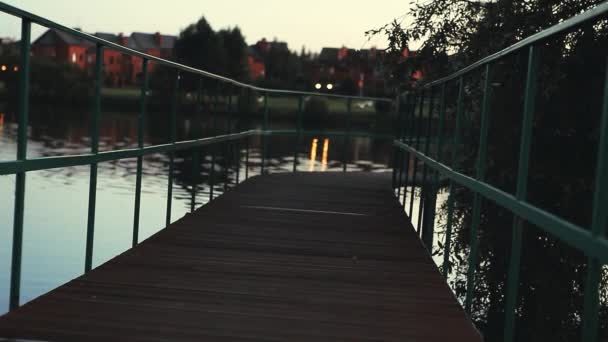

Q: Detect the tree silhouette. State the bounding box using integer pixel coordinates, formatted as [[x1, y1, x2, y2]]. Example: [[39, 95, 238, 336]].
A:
[[371, 1, 608, 341]]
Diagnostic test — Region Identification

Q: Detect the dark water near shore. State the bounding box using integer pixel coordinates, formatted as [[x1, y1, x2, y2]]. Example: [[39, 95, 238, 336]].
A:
[[0, 105, 395, 314]]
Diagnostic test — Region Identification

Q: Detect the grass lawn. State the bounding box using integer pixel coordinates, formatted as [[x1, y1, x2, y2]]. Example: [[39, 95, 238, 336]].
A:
[[101, 87, 384, 116]]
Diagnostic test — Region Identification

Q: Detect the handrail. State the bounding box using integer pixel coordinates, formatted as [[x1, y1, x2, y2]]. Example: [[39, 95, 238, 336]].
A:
[[392, 3, 608, 342], [0, 1, 392, 103]]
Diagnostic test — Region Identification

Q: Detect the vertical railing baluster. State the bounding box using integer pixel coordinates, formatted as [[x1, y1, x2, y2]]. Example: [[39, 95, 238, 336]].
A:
[[504, 45, 540, 341], [414, 89, 427, 233], [421, 88, 436, 249], [464, 63, 494, 313], [223, 85, 229, 193], [261, 92, 268, 174], [402, 93, 414, 209], [9, 19, 31, 311], [442, 76, 465, 277], [436, 84, 447, 162], [396, 95, 404, 199], [343, 98, 352, 173], [166, 72, 179, 226], [84, 42, 103, 273], [209, 84, 218, 201], [226, 84, 238, 190], [429, 84, 447, 250], [133, 58, 148, 246], [191, 77, 203, 212], [293, 96, 303, 172], [418, 88, 435, 237], [581, 56, 608, 342], [245, 136, 250, 179], [409, 92, 423, 219]]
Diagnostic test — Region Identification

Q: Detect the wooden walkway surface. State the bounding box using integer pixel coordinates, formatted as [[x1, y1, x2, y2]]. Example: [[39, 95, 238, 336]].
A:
[[0, 172, 480, 341]]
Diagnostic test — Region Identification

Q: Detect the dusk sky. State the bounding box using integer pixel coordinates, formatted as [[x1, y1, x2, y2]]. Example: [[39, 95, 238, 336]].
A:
[[0, 0, 411, 53]]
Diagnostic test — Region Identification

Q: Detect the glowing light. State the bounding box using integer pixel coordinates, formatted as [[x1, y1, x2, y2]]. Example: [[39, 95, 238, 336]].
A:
[[72, 53, 77, 63], [13, 66, 18, 72], [321, 138, 329, 171], [0, 65, 6, 71], [309, 138, 318, 171], [314, 83, 322, 90], [326, 84, 333, 90]]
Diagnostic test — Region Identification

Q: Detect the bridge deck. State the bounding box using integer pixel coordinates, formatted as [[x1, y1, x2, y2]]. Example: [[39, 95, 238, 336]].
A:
[[0, 172, 480, 341]]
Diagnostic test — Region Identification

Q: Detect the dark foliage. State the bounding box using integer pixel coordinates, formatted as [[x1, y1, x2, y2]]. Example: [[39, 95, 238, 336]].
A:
[[0, 56, 93, 104], [370, 1, 608, 341]]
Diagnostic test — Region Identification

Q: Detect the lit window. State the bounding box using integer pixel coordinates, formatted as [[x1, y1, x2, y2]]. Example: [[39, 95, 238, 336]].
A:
[[326, 83, 333, 90], [13, 66, 18, 72], [314, 83, 322, 90], [72, 53, 76, 63]]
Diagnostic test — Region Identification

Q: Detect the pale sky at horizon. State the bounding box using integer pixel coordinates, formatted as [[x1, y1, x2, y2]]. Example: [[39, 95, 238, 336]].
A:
[[0, 0, 412, 53]]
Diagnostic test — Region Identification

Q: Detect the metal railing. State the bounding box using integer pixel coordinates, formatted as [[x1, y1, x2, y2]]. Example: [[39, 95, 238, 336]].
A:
[[0, 1, 393, 312], [392, 2, 608, 342], [5, 1, 607, 340]]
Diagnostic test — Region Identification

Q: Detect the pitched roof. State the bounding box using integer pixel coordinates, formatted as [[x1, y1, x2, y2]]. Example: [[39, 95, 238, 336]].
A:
[[33, 29, 177, 52], [94, 32, 119, 44], [131, 32, 177, 50], [33, 29, 94, 47], [319, 47, 356, 63]]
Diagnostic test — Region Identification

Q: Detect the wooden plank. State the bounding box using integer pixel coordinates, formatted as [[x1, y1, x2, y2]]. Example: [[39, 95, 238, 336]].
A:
[[0, 172, 481, 341]]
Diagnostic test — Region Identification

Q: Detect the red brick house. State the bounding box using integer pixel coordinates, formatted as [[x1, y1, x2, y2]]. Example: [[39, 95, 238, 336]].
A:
[[32, 29, 176, 86], [31, 29, 93, 69], [246, 45, 265, 80]]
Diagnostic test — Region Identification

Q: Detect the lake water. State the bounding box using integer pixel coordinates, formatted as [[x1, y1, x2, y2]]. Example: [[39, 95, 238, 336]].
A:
[[0, 105, 396, 314]]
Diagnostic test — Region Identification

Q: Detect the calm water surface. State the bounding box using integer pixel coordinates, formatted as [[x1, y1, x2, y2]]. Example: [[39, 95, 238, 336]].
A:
[[0, 105, 394, 314]]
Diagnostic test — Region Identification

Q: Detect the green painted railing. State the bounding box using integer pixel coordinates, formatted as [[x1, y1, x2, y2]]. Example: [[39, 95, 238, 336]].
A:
[[393, 2, 608, 342], [4, 1, 607, 341], [0, 1, 393, 313]]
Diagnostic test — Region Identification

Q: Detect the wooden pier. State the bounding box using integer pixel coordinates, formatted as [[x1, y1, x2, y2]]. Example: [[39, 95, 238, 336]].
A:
[[0, 172, 480, 341]]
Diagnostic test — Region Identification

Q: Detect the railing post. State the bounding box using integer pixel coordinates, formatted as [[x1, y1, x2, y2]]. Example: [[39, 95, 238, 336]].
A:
[[245, 136, 250, 179], [409, 91, 423, 219], [396, 95, 404, 199], [227, 85, 236, 187], [166, 72, 179, 226], [464, 63, 494, 313], [402, 93, 415, 209], [580, 56, 608, 342], [421, 87, 437, 249], [209, 85, 218, 201], [9, 18, 31, 311], [84, 42, 103, 273], [442, 76, 465, 277], [261, 92, 268, 174], [418, 88, 435, 237], [503, 45, 540, 341], [223, 85, 229, 193], [191, 76, 203, 212], [293, 95, 303, 173], [132, 58, 148, 246], [343, 98, 352, 173]]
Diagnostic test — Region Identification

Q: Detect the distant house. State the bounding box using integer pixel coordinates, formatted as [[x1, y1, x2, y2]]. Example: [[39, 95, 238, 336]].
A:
[[314, 46, 423, 96], [31, 29, 93, 69], [246, 46, 265, 80], [246, 38, 291, 81], [31, 28, 177, 86], [314, 46, 386, 95]]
